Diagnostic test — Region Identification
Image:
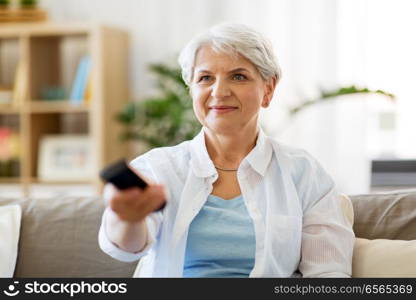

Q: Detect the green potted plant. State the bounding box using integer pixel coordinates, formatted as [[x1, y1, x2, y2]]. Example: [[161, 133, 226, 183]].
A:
[[116, 63, 201, 151]]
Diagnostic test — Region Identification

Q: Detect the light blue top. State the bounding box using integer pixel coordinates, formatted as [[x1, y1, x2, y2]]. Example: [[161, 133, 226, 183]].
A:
[[183, 194, 256, 277]]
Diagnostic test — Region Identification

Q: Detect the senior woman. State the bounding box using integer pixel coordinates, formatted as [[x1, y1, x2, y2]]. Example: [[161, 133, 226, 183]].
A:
[[98, 23, 355, 277]]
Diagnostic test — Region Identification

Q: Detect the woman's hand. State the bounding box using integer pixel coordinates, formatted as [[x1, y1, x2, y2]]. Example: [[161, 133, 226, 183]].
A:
[[105, 183, 167, 223], [103, 182, 166, 253]]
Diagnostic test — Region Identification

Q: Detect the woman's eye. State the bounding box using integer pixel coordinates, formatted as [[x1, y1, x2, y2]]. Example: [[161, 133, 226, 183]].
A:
[[198, 75, 212, 82], [232, 74, 247, 81]]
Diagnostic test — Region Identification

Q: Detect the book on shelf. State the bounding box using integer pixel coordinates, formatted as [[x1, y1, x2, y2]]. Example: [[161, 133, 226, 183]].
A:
[[83, 71, 93, 104], [70, 55, 92, 105]]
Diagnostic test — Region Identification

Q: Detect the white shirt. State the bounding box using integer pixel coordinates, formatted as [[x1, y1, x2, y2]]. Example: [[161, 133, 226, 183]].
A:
[[99, 127, 355, 277]]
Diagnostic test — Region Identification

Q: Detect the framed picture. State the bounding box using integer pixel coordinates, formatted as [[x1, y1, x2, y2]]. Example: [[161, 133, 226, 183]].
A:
[[38, 135, 94, 181]]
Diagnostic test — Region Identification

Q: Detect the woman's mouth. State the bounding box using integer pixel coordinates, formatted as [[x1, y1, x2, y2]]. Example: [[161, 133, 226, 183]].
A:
[[209, 106, 238, 114]]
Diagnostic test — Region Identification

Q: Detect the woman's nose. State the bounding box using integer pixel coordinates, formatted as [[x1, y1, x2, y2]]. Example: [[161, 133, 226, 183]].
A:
[[211, 79, 231, 98]]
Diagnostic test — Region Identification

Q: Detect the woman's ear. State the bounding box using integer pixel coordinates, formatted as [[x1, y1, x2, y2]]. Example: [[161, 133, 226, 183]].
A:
[[261, 76, 277, 108]]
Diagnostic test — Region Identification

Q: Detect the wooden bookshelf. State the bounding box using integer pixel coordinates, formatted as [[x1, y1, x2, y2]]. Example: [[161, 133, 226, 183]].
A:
[[0, 22, 129, 193], [0, 8, 47, 23], [0, 177, 21, 184], [25, 100, 90, 113], [0, 104, 19, 113]]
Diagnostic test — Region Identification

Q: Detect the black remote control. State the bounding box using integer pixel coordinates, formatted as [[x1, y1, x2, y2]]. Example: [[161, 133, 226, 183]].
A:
[[100, 159, 165, 211]]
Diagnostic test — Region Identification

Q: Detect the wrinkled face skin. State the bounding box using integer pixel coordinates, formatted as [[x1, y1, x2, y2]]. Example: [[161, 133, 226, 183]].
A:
[[189, 46, 276, 135]]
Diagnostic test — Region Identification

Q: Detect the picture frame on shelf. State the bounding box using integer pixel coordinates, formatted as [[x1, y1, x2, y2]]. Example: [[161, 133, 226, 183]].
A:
[[38, 135, 94, 181], [0, 87, 13, 104]]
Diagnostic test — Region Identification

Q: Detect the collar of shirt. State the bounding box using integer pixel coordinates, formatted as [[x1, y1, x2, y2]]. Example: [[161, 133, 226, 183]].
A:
[[189, 126, 273, 178]]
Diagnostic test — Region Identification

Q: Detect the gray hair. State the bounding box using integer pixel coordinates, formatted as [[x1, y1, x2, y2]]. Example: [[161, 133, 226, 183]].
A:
[[178, 23, 282, 86]]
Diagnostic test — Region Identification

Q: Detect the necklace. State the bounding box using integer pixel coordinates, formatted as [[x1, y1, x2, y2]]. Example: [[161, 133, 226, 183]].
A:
[[214, 165, 238, 172]]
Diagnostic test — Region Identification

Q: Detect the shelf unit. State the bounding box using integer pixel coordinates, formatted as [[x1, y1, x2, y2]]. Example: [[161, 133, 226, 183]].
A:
[[0, 22, 129, 193]]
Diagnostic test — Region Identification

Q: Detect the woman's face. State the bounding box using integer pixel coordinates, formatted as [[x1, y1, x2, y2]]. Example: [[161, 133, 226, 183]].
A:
[[190, 46, 276, 135]]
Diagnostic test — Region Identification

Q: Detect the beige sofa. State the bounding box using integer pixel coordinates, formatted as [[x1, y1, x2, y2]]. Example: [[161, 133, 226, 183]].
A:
[[1, 190, 415, 277]]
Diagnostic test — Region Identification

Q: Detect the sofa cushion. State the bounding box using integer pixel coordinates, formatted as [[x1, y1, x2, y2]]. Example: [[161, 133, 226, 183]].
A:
[[0, 204, 21, 277], [1, 196, 137, 277], [350, 191, 416, 240], [353, 237, 416, 277]]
